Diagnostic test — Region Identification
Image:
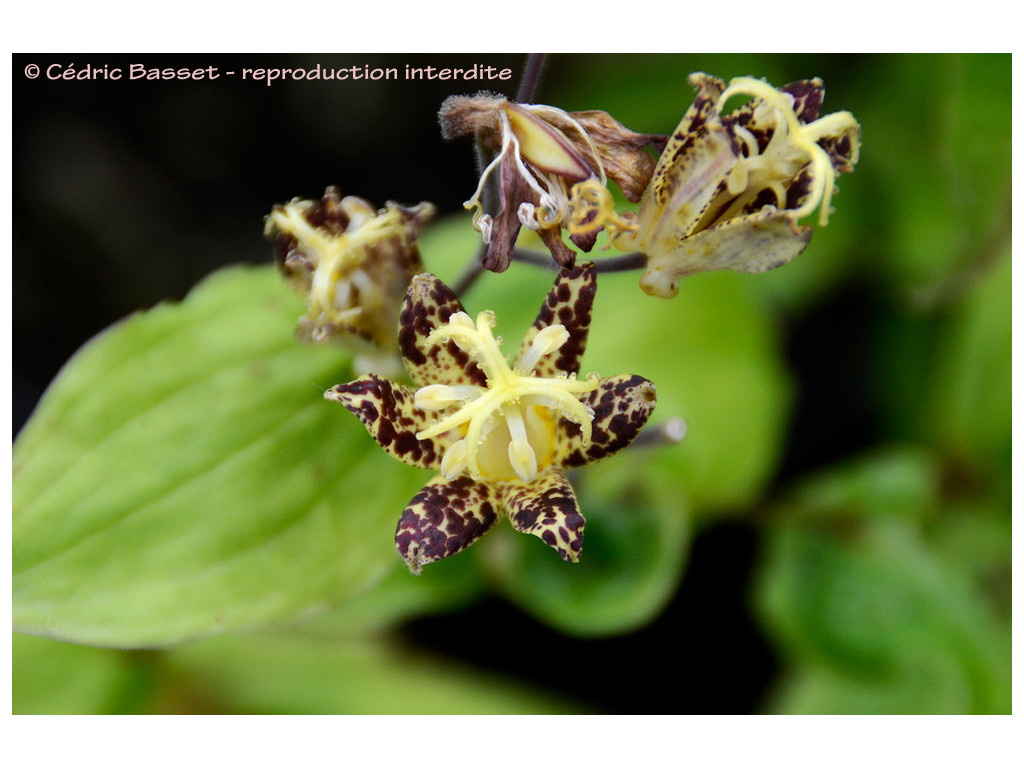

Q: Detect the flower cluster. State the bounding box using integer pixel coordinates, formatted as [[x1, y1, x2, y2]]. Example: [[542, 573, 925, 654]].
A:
[[267, 68, 860, 573]]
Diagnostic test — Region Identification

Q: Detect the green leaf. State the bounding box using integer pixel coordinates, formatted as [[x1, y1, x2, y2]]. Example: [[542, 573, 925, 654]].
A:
[[13, 265, 424, 647], [13, 633, 156, 714], [294, 547, 486, 639], [775, 445, 943, 523], [865, 54, 1010, 290], [757, 519, 1010, 713], [926, 251, 1011, 470], [163, 630, 588, 714], [764, 659, 973, 716], [13, 625, 587, 714]]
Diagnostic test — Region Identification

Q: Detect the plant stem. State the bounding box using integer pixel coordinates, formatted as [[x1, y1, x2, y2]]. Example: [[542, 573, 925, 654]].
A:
[[512, 248, 648, 274], [632, 418, 688, 448], [451, 246, 487, 297], [516, 54, 548, 103]]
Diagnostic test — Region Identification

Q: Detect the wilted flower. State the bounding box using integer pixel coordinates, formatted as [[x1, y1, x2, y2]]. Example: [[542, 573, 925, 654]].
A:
[[326, 263, 657, 573], [265, 187, 435, 371], [613, 73, 861, 298], [439, 94, 659, 272]]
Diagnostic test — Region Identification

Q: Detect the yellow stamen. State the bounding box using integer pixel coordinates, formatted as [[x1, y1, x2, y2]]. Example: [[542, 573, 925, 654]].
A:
[[416, 311, 598, 483], [716, 77, 858, 227]]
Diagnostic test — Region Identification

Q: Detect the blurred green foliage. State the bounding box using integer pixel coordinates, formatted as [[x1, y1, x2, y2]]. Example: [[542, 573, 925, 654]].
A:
[[12, 53, 1010, 714]]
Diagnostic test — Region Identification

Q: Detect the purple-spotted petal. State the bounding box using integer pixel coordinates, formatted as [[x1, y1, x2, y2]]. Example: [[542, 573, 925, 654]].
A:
[[781, 79, 825, 123], [398, 273, 487, 388], [513, 263, 597, 378], [559, 374, 657, 467], [325, 374, 449, 470], [396, 475, 500, 574], [676, 72, 727, 138], [502, 467, 585, 563]]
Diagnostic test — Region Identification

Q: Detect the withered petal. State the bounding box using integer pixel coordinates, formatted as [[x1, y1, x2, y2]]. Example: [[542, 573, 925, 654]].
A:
[[437, 92, 507, 144], [502, 467, 585, 563], [482, 149, 531, 273], [396, 475, 500, 574], [506, 103, 594, 182], [568, 227, 599, 254], [539, 226, 578, 266], [568, 109, 660, 203]]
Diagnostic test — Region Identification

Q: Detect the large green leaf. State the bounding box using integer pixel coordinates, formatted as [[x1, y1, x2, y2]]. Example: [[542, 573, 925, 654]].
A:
[[757, 519, 1010, 713], [772, 445, 943, 523], [13, 265, 424, 647]]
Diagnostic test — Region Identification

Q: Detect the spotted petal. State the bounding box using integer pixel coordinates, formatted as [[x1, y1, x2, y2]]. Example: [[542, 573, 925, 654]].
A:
[[560, 374, 657, 467], [503, 467, 585, 563], [325, 374, 450, 470], [513, 263, 597, 378], [638, 73, 730, 231], [398, 273, 487, 388], [622, 120, 738, 261], [396, 475, 500, 574], [639, 207, 812, 298]]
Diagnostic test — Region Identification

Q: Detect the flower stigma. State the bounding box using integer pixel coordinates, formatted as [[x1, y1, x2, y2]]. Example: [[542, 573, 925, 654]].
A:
[[568, 177, 638, 241], [414, 311, 599, 483]]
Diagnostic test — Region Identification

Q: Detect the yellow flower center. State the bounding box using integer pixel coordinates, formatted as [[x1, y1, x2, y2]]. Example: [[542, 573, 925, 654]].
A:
[[714, 77, 860, 227], [414, 311, 599, 483]]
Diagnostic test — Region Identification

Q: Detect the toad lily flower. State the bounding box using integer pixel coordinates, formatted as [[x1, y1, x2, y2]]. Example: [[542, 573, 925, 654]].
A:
[[265, 187, 435, 372], [326, 263, 657, 573], [613, 72, 861, 298], [439, 94, 658, 272]]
